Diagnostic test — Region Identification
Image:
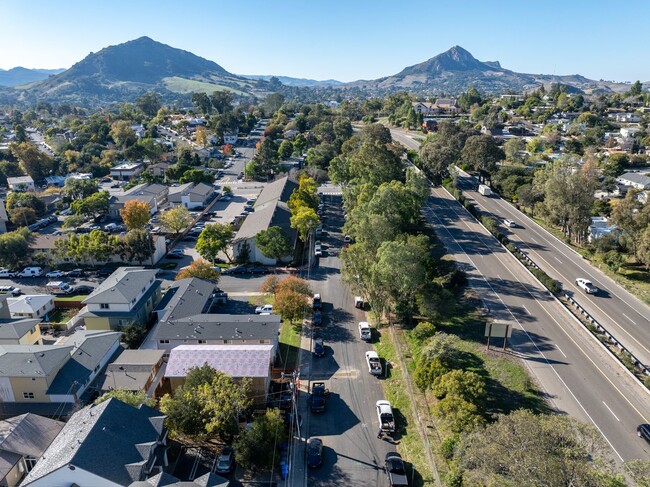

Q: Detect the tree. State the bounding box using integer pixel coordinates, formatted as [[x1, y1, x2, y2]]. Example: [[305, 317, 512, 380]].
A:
[[71, 191, 110, 220], [196, 223, 234, 262], [290, 206, 320, 243], [637, 226, 650, 270], [195, 126, 209, 147], [110, 120, 136, 149], [288, 175, 319, 212], [414, 333, 461, 391], [260, 275, 279, 294], [6, 191, 46, 217], [160, 365, 251, 440], [95, 389, 156, 408], [276, 275, 312, 296], [176, 260, 221, 281], [62, 178, 98, 204], [461, 134, 504, 179], [629, 80, 644, 96], [457, 410, 621, 486], [278, 139, 293, 160], [419, 138, 456, 184], [120, 229, 154, 264], [234, 408, 288, 470], [135, 92, 162, 117], [432, 370, 486, 403], [433, 395, 484, 433], [8, 206, 36, 226], [120, 322, 147, 348], [120, 200, 151, 231], [63, 214, 86, 229], [161, 206, 192, 235], [274, 290, 307, 322], [191, 92, 212, 115], [503, 137, 525, 163], [210, 90, 233, 114], [179, 169, 214, 185], [255, 226, 291, 261], [9, 142, 53, 181], [0, 230, 30, 268], [348, 140, 403, 186]]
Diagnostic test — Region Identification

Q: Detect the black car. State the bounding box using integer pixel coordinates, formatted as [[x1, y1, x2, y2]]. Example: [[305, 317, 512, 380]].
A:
[[222, 266, 248, 275], [638, 424, 650, 442], [307, 437, 323, 468], [313, 310, 322, 326], [96, 268, 114, 277], [166, 251, 184, 260], [73, 285, 95, 295], [314, 338, 325, 357], [385, 452, 408, 486], [66, 268, 85, 278]]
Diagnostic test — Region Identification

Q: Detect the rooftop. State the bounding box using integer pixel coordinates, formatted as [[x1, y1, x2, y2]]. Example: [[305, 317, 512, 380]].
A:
[[7, 176, 34, 184], [0, 318, 41, 340], [618, 171, 650, 186], [155, 278, 216, 323], [83, 267, 159, 305], [166, 344, 274, 378], [112, 162, 144, 171], [155, 313, 280, 342], [7, 294, 53, 314], [22, 398, 166, 486]]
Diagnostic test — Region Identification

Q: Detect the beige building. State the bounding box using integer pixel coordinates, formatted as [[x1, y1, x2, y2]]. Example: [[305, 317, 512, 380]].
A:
[[0, 296, 42, 345]]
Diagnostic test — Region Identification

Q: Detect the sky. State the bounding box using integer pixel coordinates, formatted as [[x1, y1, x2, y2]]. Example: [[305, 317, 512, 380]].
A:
[[1, 0, 649, 83]]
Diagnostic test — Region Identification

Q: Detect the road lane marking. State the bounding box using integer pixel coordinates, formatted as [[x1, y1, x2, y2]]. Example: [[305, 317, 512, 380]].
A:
[[522, 305, 531, 315], [622, 313, 636, 325], [554, 256, 562, 263], [497, 275, 502, 281], [603, 401, 621, 422], [555, 344, 567, 358]]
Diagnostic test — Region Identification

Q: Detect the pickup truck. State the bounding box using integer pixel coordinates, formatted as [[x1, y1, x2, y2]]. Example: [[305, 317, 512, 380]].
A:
[[376, 400, 395, 434], [385, 452, 409, 486], [310, 382, 329, 413], [365, 351, 382, 376]]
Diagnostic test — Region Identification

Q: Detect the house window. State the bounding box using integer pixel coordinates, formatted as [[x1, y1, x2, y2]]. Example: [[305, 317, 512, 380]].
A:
[[118, 320, 124, 326], [159, 339, 169, 344], [260, 340, 267, 344], [25, 455, 37, 471], [23, 392, 34, 399], [132, 298, 136, 304], [198, 340, 206, 344], [100, 303, 110, 309], [223, 340, 229, 344]]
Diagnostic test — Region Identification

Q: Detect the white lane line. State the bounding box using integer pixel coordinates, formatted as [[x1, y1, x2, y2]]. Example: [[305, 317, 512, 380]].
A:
[[554, 256, 562, 263], [497, 275, 502, 281], [521, 305, 531, 315], [555, 344, 567, 358], [603, 401, 621, 422], [622, 313, 636, 324]]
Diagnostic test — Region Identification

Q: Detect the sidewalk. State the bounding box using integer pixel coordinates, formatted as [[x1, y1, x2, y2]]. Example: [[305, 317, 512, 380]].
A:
[[280, 320, 313, 486]]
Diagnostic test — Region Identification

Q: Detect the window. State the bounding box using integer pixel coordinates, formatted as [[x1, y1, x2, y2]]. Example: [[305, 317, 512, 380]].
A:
[[159, 339, 169, 344], [132, 298, 136, 304], [23, 392, 34, 399], [118, 320, 124, 326], [223, 340, 229, 344], [100, 303, 110, 310], [260, 340, 267, 344], [198, 340, 206, 344]]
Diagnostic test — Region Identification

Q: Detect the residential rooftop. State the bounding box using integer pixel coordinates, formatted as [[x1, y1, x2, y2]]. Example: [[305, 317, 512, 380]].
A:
[[83, 267, 159, 306]]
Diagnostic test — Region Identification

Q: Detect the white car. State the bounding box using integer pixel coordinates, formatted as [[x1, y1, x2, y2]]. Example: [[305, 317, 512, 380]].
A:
[[255, 304, 273, 314], [314, 245, 322, 257], [503, 219, 516, 228], [46, 270, 66, 278], [575, 278, 598, 294]]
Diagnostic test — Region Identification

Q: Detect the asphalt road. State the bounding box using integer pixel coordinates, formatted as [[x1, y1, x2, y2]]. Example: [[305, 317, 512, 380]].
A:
[[455, 172, 650, 369], [305, 195, 396, 486], [391, 129, 650, 462]]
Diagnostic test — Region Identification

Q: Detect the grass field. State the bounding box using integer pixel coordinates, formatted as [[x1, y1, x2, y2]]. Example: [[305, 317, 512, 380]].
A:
[[162, 77, 248, 95], [53, 295, 86, 302], [278, 320, 302, 370]]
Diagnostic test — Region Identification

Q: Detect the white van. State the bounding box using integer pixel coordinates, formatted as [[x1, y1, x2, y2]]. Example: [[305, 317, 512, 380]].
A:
[[17, 267, 43, 278], [46, 281, 74, 295], [358, 322, 372, 341]]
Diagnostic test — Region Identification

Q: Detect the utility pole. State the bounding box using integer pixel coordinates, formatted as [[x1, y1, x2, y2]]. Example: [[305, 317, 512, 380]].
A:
[[281, 368, 300, 482]]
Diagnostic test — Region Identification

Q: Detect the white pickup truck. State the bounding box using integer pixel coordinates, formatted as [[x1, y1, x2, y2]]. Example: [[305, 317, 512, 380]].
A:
[[365, 351, 382, 376], [376, 400, 395, 435]]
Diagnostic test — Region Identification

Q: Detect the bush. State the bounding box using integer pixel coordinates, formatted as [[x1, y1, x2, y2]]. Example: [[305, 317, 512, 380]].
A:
[[440, 434, 459, 461], [480, 215, 498, 234], [412, 321, 436, 341], [603, 250, 624, 272]]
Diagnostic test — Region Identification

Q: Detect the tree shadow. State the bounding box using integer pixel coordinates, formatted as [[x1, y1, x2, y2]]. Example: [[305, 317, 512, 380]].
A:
[[308, 391, 359, 436]]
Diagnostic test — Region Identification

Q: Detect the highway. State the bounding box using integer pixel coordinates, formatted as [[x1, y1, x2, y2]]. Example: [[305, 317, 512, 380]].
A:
[[455, 172, 650, 369], [391, 129, 650, 462]]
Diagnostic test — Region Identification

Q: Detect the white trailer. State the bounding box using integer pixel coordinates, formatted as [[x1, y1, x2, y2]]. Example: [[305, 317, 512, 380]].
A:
[[478, 184, 492, 196]]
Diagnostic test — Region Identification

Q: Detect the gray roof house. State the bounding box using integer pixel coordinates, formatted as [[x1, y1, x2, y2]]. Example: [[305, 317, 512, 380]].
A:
[[0, 199, 8, 234], [0, 413, 63, 487], [130, 472, 229, 487], [617, 171, 650, 190], [80, 267, 161, 331], [98, 349, 166, 398], [0, 318, 42, 345], [108, 183, 169, 218], [168, 182, 215, 210], [22, 398, 169, 487], [232, 176, 298, 265], [151, 278, 280, 356]]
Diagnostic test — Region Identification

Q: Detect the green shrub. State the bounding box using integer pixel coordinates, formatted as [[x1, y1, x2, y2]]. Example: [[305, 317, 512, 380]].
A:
[[440, 434, 459, 461], [412, 321, 436, 341]]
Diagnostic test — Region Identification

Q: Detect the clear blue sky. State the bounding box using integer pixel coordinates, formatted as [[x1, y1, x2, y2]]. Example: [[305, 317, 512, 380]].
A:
[[2, 0, 648, 83]]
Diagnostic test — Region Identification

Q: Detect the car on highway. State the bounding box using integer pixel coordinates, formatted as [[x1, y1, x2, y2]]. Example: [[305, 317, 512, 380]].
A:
[[255, 304, 273, 314], [575, 278, 598, 294], [0, 269, 16, 278], [385, 452, 408, 486], [73, 285, 95, 295], [215, 446, 235, 474], [45, 270, 66, 278], [638, 424, 650, 443], [503, 219, 516, 228], [306, 437, 323, 468]]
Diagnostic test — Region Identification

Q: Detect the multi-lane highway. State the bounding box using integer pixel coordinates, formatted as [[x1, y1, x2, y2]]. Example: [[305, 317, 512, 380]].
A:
[[454, 172, 650, 369], [391, 129, 650, 462]]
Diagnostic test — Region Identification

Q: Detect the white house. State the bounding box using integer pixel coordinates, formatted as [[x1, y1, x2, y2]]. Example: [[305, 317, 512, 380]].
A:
[[7, 295, 55, 320], [620, 127, 640, 138], [588, 216, 618, 243], [616, 172, 650, 190], [110, 162, 144, 181], [168, 182, 215, 209], [7, 176, 35, 192]]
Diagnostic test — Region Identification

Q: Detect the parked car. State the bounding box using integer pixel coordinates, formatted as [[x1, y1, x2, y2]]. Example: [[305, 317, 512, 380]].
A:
[[17, 267, 43, 278], [575, 278, 598, 294], [314, 338, 325, 358], [46, 281, 74, 295], [312, 293, 322, 310], [312, 310, 322, 326], [166, 250, 184, 260], [0, 286, 21, 296], [0, 269, 16, 278], [306, 438, 323, 468], [66, 269, 85, 278], [96, 268, 114, 277], [215, 446, 235, 474], [45, 270, 66, 278], [314, 245, 322, 257], [385, 452, 408, 486], [255, 304, 273, 314], [73, 285, 95, 295]]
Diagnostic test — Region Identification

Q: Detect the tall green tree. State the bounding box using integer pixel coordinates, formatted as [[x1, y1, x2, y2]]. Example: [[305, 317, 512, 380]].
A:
[[196, 223, 234, 262], [290, 206, 320, 243], [234, 409, 288, 470], [161, 206, 192, 235], [255, 226, 291, 261]]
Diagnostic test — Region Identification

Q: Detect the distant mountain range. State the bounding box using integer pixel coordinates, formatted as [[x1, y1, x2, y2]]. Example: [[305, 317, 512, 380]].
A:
[[0, 67, 65, 86], [345, 45, 631, 95], [0, 39, 636, 107], [240, 74, 343, 87]]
